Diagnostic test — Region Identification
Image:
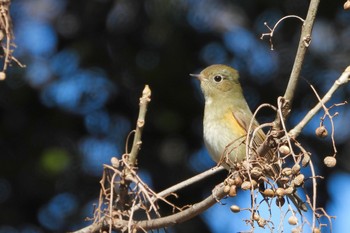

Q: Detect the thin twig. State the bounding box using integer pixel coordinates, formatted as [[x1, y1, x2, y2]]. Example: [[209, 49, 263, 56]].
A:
[[156, 166, 224, 198], [261, 15, 304, 50], [289, 66, 350, 138]]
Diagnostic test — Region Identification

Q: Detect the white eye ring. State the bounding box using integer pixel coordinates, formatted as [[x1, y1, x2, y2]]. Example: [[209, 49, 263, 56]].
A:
[[213, 75, 223, 82]]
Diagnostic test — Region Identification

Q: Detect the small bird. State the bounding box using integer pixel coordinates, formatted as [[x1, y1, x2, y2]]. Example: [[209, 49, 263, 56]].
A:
[[192, 64, 307, 211]]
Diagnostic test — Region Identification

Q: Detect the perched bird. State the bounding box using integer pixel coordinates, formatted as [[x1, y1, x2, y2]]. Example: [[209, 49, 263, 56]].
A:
[[192, 64, 307, 211]]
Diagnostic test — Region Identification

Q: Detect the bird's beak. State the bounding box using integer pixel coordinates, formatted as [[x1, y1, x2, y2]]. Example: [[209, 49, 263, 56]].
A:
[[190, 73, 203, 81]]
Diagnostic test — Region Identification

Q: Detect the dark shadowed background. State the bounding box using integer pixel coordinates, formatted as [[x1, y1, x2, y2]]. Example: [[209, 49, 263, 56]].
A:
[[1, 0, 350, 232]]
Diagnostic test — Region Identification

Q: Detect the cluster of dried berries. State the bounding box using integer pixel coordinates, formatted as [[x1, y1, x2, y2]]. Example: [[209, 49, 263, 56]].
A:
[[223, 154, 307, 209], [315, 125, 337, 168]]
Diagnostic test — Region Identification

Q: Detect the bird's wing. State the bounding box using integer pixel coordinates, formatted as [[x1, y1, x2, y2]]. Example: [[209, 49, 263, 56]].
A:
[[232, 109, 277, 172]]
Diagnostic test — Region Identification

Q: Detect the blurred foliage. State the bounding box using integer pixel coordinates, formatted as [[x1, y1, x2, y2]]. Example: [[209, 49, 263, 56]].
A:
[[0, 0, 349, 232]]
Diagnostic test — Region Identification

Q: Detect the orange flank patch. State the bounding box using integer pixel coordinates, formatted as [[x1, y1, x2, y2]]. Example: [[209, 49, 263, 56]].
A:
[[222, 111, 247, 136]]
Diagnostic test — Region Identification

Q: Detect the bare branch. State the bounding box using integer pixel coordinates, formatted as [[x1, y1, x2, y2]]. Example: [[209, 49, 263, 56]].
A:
[[156, 166, 224, 199], [289, 66, 350, 138], [72, 183, 227, 233], [129, 85, 151, 166], [283, 0, 320, 106]]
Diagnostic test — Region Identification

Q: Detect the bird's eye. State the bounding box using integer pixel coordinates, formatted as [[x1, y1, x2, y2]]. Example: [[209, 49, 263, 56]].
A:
[[213, 75, 223, 82]]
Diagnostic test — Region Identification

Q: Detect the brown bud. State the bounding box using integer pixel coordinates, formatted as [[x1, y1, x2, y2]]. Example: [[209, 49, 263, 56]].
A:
[[263, 188, 275, 197], [241, 181, 251, 190], [302, 154, 311, 167], [288, 215, 298, 225], [275, 187, 285, 197], [227, 178, 235, 185], [284, 186, 294, 195], [224, 185, 231, 193], [293, 174, 305, 187], [279, 176, 290, 184], [230, 205, 240, 213], [0, 72, 5, 81], [253, 213, 260, 221], [111, 157, 120, 168], [344, 0, 350, 10], [234, 176, 243, 187], [315, 126, 328, 138], [258, 217, 266, 228], [292, 228, 301, 233], [324, 156, 336, 168], [229, 185, 237, 197], [291, 164, 301, 175], [279, 145, 290, 155], [312, 228, 321, 233], [276, 197, 285, 207], [282, 167, 292, 176]]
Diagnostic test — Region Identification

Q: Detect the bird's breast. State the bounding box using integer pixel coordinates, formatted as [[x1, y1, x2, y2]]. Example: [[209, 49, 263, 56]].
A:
[[203, 106, 247, 164]]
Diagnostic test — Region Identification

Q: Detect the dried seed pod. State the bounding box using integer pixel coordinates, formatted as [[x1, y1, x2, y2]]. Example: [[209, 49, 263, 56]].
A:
[[251, 179, 258, 189], [224, 185, 231, 193], [0, 72, 5, 81], [324, 156, 336, 168], [288, 215, 298, 225], [279, 145, 290, 155], [291, 164, 301, 175], [282, 167, 292, 176], [292, 227, 301, 233], [241, 181, 251, 190], [345, 0, 350, 10], [293, 174, 305, 187], [263, 188, 275, 197], [279, 176, 290, 184], [251, 167, 262, 178], [276, 197, 285, 207], [253, 213, 260, 221], [229, 185, 237, 197], [275, 187, 285, 197], [111, 157, 120, 168], [312, 228, 321, 233], [227, 178, 235, 185], [230, 205, 240, 213], [315, 125, 328, 138], [234, 176, 243, 187], [302, 154, 311, 167], [258, 217, 266, 228], [284, 186, 294, 195]]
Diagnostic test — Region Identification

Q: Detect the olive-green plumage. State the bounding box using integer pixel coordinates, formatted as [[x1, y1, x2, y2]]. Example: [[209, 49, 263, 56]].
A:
[[195, 64, 259, 165], [193, 64, 307, 211]]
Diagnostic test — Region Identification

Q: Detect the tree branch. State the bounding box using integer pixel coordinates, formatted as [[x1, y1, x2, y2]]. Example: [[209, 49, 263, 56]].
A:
[[289, 66, 350, 138], [156, 166, 224, 199], [129, 85, 151, 166], [283, 0, 320, 106], [123, 183, 226, 231], [72, 183, 227, 233]]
